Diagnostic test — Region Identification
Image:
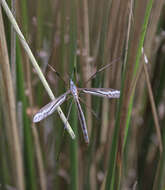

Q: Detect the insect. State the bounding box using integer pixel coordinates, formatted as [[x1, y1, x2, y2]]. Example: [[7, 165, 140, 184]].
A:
[[33, 78, 120, 144]]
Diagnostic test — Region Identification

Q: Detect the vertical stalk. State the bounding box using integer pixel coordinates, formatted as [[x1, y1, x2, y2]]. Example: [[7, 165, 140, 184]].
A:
[[69, 0, 78, 189], [0, 7, 25, 190]]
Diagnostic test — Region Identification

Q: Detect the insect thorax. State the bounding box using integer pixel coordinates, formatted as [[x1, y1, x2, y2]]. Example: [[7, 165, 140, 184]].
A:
[[70, 79, 78, 99]]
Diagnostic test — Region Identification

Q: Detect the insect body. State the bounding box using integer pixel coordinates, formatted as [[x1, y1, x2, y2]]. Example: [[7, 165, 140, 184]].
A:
[[70, 80, 89, 143], [33, 79, 120, 143]]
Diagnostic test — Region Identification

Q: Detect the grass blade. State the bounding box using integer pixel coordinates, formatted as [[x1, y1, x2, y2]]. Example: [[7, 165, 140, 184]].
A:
[[1, 0, 75, 139]]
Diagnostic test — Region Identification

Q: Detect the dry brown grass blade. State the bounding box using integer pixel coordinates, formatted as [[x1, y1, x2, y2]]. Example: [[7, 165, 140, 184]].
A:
[[143, 62, 163, 152], [81, 0, 92, 136], [140, 0, 164, 153], [0, 7, 25, 190], [127, 0, 164, 154], [123, 0, 134, 70], [32, 123, 47, 190], [101, 0, 129, 148], [10, 0, 16, 94], [118, 0, 149, 166], [143, 0, 164, 58]]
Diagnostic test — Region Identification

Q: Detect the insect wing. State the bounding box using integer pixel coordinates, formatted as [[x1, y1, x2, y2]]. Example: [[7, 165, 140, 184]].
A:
[[33, 91, 70, 123], [75, 99, 89, 144], [78, 88, 120, 98]]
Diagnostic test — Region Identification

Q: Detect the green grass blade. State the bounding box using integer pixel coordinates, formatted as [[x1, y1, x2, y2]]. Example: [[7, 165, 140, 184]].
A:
[[105, 0, 154, 189], [69, 0, 78, 189], [123, 0, 154, 151], [1, 0, 75, 139], [16, 40, 37, 190]]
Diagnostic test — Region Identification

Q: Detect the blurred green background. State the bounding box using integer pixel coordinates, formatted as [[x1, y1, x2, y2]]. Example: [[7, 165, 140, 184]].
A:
[[0, 0, 165, 189]]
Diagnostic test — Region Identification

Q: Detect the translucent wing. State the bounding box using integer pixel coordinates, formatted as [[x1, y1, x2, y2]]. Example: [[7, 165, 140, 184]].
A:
[[33, 90, 70, 123], [78, 88, 120, 98], [75, 98, 89, 144]]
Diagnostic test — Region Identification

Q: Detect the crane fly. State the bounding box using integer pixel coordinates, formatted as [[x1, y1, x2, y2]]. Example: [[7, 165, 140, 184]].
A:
[[33, 79, 120, 144]]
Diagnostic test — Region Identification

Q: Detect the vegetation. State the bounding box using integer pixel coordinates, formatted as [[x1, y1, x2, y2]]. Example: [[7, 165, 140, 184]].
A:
[[0, 0, 164, 189]]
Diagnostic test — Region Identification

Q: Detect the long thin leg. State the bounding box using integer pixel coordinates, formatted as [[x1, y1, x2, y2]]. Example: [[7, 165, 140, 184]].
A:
[[84, 57, 121, 85], [47, 64, 68, 86], [75, 98, 89, 144], [56, 99, 74, 161], [64, 99, 74, 129]]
